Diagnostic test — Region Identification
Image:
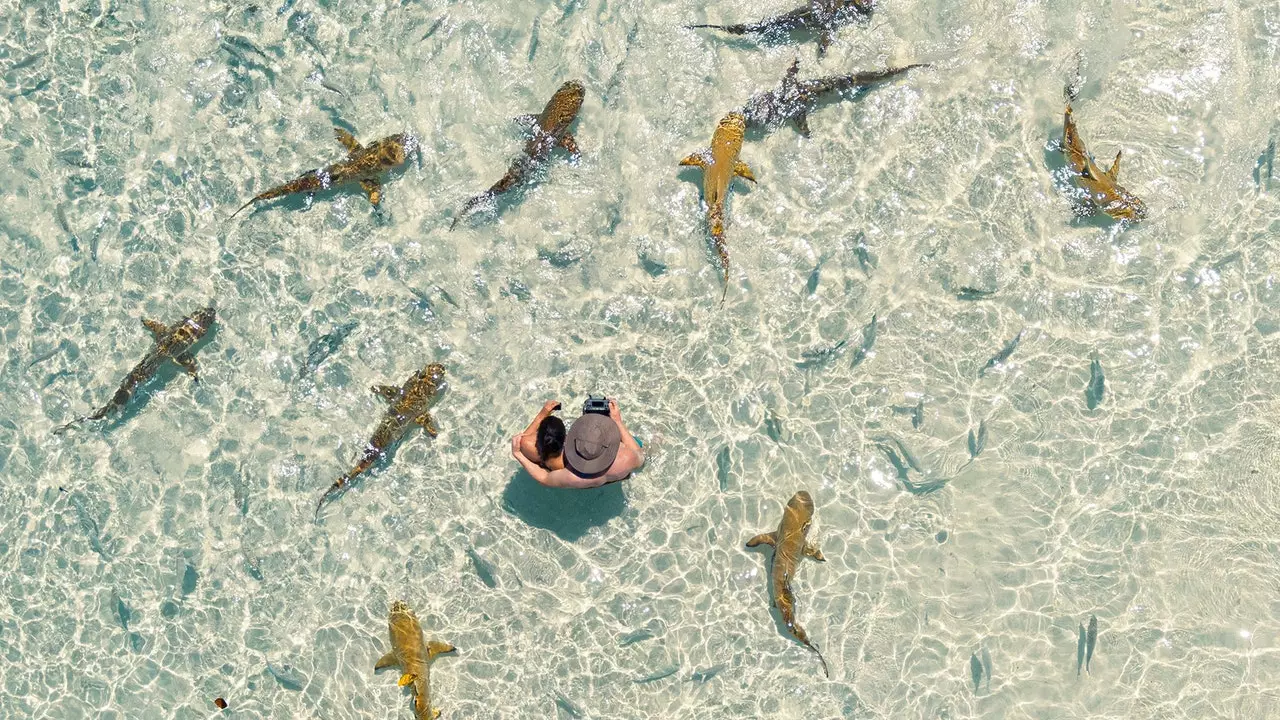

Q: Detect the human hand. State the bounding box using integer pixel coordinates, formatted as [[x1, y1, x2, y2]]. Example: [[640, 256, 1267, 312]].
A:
[[608, 398, 621, 421], [543, 400, 561, 413], [510, 434, 522, 458]]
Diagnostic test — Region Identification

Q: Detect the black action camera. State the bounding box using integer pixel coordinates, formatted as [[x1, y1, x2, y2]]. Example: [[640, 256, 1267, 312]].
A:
[[582, 395, 610, 415]]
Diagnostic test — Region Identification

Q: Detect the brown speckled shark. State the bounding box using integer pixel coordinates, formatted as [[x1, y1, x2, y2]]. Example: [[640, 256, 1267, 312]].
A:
[[231, 128, 410, 217], [374, 600, 456, 720], [316, 363, 445, 516], [744, 57, 928, 137], [451, 80, 585, 229], [746, 490, 830, 677], [53, 304, 216, 434], [1060, 94, 1147, 222], [680, 112, 757, 303], [687, 0, 874, 57]]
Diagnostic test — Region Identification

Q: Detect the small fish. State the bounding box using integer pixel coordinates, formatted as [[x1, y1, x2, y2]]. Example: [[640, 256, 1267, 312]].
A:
[[504, 280, 532, 302], [1254, 138, 1274, 191], [243, 556, 264, 582], [797, 339, 847, 370], [850, 313, 877, 368], [527, 17, 540, 63], [1086, 353, 1105, 410], [1076, 623, 1086, 676], [553, 691, 584, 718], [300, 320, 357, 378], [639, 254, 668, 277], [805, 255, 828, 296], [874, 438, 946, 495], [851, 232, 875, 275], [466, 546, 498, 588], [764, 408, 785, 443], [114, 594, 132, 630], [538, 245, 587, 268], [67, 491, 107, 558], [716, 445, 731, 491], [55, 204, 80, 252], [955, 286, 996, 300], [420, 16, 446, 42], [969, 652, 983, 692], [266, 662, 307, 692], [912, 399, 924, 430], [28, 341, 65, 368], [967, 420, 987, 460], [617, 628, 656, 647], [11, 52, 46, 70], [981, 646, 993, 690], [435, 286, 460, 308], [635, 663, 680, 684], [978, 328, 1024, 378], [181, 562, 199, 595], [690, 664, 726, 683], [1086, 615, 1097, 673]]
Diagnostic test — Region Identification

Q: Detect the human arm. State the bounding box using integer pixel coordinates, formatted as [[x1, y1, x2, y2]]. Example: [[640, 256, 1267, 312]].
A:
[[608, 399, 645, 468], [519, 400, 561, 437], [511, 433, 552, 484]]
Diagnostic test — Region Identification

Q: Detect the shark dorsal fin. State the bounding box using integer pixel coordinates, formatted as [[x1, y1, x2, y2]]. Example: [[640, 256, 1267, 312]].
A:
[[1106, 150, 1122, 181]]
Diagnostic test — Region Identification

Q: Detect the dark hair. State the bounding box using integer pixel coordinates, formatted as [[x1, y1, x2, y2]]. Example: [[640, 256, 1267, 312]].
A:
[[535, 416, 566, 460]]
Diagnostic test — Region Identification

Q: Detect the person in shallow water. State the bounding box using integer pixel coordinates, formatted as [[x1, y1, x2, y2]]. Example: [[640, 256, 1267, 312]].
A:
[[511, 397, 645, 488]]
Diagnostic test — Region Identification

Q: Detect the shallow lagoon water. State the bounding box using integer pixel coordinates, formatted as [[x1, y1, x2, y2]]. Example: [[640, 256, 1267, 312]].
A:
[[2, 0, 1280, 718]]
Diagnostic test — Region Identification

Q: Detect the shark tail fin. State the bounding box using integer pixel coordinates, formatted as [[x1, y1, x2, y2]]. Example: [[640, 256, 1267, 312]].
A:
[[52, 416, 90, 435], [684, 23, 750, 34], [807, 639, 831, 678], [230, 198, 257, 219], [315, 477, 348, 519]]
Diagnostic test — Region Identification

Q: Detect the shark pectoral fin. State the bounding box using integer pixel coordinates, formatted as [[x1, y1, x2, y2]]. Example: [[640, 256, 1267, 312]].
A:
[[360, 179, 383, 207], [372, 384, 401, 403], [143, 318, 169, 341], [745, 532, 777, 548], [805, 542, 826, 562], [374, 651, 398, 671], [734, 161, 757, 184], [397, 673, 416, 687], [559, 133, 581, 160], [786, 56, 801, 80], [415, 413, 439, 437], [427, 640, 456, 658], [513, 114, 539, 134], [334, 127, 362, 154], [794, 115, 812, 139], [174, 353, 200, 383], [679, 153, 708, 169], [1106, 150, 1123, 181]]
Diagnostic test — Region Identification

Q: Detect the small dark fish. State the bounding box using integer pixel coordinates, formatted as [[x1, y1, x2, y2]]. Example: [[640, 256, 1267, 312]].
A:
[[967, 420, 987, 459], [956, 286, 996, 300], [300, 320, 357, 378], [114, 594, 133, 630], [421, 15, 447, 42], [689, 664, 726, 682], [639, 254, 667, 277], [978, 328, 1025, 378], [981, 646, 992, 690], [243, 556, 264, 582], [716, 445, 731, 491], [912, 399, 924, 430], [55, 204, 80, 252], [528, 17, 540, 63], [764, 408, 785, 443], [11, 52, 46, 71], [28, 341, 65, 368], [805, 255, 828, 296], [635, 663, 680, 684], [617, 628, 656, 647], [969, 652, 983, 692], [266, 662, 306, 691], [1254, 138, 1275, 191], [435, 286, 460, 308], [67, 492, 107, 559], [797, 339, 847, 370], [850, 232, 875, 276], [505, 280, 532, 302], [874, 437, 945, 495], [1086, 615, 1097, 672], [553, 691, 584, 718], [181, 562, 199, 595], [850, 313, 877, 368], [466, 546, 498, 588], [538, 245, 587, 268], [1086, 353, 1105, 410], [1076, 623, 1086, 676]]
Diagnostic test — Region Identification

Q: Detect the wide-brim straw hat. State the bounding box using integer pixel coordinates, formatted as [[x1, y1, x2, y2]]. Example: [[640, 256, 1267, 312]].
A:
[[564, 414, 620, 477]]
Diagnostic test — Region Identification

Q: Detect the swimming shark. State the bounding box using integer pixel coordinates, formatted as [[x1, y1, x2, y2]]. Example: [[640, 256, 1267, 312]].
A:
[[679, 111, 757, 303], [687, 0, 874, 57], [451, 80, 585, 229], [231, 128, 410, 217], [315, 363, 445, 516], [374, 600, 455, 720], [54, 304, 216, 434], [1060, 94, 1147, 222], [743, 57, 928, 137], [746, 490, 830, 677]]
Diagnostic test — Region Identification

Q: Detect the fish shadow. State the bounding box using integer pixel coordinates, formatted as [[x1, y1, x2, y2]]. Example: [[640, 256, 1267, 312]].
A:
[[500, 469, 627, 542]]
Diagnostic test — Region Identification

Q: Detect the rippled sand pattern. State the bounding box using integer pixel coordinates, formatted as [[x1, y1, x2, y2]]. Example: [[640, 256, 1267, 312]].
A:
[[2, 0, 1280, 717]]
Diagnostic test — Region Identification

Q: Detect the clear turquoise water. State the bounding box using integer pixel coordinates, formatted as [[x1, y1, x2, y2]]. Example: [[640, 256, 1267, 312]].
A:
[[3, 0, 1279, 718]]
